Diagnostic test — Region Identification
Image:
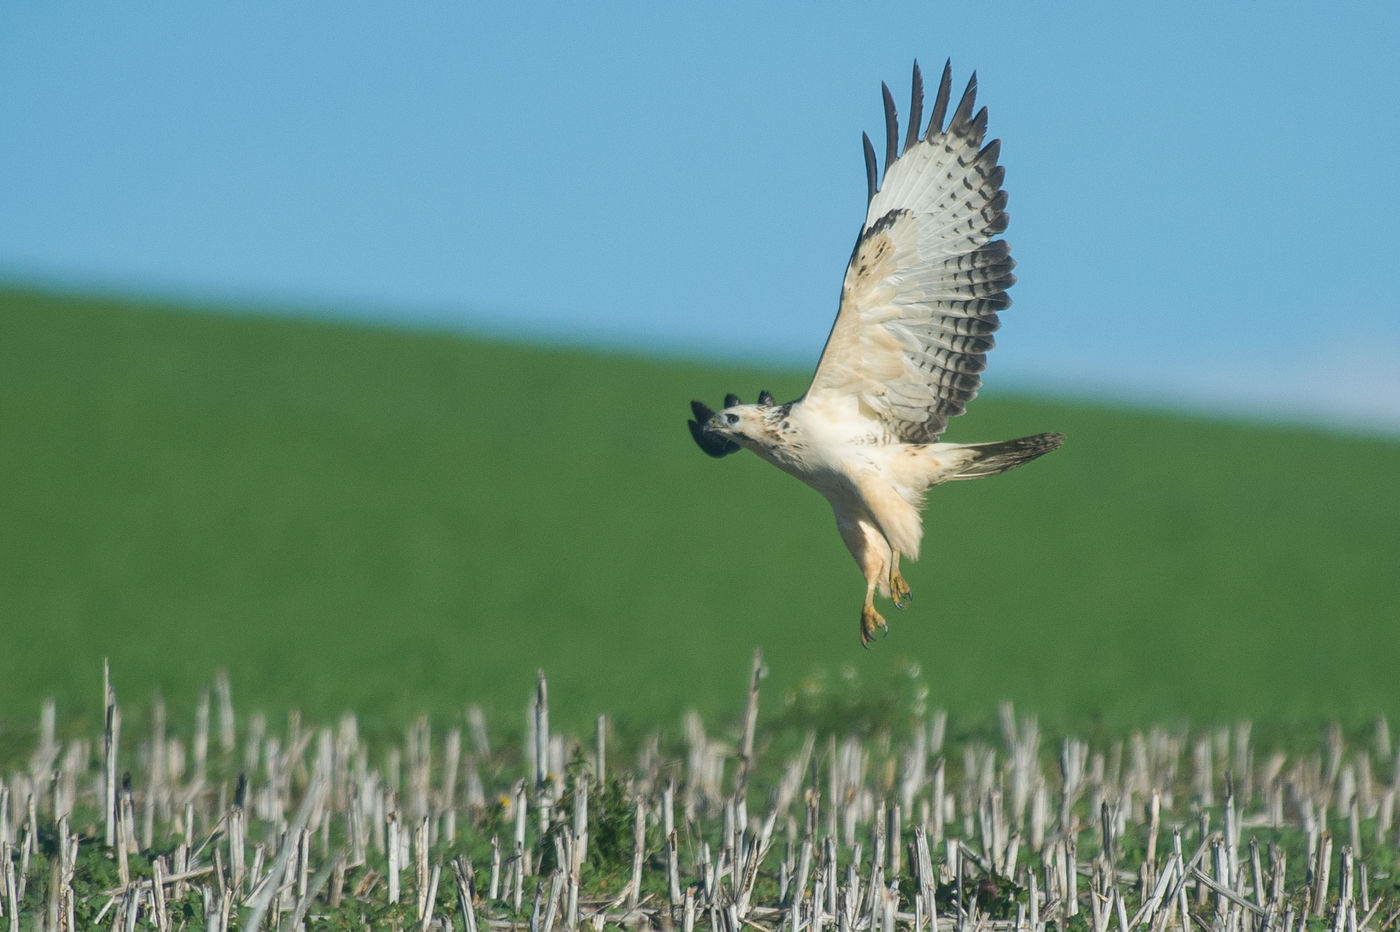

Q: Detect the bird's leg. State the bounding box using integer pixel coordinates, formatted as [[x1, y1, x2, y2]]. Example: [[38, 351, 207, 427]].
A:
[[838, 515, 891, 647], [860, 583, 887, 648], [889, 550, 912, 609]]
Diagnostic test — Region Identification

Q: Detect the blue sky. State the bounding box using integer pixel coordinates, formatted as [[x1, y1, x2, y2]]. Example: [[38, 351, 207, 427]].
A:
[[4, 3, 1398, 432]]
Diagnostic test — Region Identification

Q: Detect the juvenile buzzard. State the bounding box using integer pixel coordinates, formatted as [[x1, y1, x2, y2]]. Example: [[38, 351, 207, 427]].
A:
[[689, 61, 1064, 646]]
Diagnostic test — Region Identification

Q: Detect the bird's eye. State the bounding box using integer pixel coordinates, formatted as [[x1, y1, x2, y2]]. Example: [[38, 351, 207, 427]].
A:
[[724, 413, 739, 426]]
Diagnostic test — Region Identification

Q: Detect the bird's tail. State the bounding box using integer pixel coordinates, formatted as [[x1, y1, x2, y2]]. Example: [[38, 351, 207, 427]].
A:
[[943, 432, 1065, 480]]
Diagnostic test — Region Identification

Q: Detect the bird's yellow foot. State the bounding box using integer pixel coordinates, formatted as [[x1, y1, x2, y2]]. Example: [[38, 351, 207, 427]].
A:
[[890, 571, 912, 609], [860, 605, 888, 648]]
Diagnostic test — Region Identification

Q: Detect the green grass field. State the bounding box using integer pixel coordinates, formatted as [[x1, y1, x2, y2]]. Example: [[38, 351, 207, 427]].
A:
[[3, 286, 1398, 741]]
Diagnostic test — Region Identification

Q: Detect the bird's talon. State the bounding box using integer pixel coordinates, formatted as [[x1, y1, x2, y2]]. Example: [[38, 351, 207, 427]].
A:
[[890, 572, 913, 609], [859, 606, 888, 647]]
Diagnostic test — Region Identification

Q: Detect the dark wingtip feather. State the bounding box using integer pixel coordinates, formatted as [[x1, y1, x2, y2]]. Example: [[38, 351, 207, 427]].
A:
[[927, 59, 953, 137], [985, 197, 1009, 234], [968, 107, 989, 147], [904, 61, 924, 155], [949, 71, 978, 134], [861, 132, 878, 203], [881, 81, 899, 171]]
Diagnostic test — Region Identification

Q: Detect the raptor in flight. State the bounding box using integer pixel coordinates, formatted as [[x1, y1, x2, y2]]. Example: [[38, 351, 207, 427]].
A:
[[688, 61, 1064, 646]]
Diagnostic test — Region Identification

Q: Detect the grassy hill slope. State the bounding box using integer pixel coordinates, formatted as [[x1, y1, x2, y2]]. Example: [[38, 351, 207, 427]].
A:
[[3, 287, 1397, 737]]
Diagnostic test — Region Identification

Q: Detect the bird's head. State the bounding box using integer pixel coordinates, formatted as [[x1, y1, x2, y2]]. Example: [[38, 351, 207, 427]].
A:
[[686, 391, 777, 458], [705, 404, 767, 444]]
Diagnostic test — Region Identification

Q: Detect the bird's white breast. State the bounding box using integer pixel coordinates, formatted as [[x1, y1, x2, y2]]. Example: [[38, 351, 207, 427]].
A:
[[752, 396, 881, 500]]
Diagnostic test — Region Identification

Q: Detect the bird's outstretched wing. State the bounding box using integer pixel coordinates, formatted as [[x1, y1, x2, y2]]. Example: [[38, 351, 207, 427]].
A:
[[803, 61, 1015, 443]]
